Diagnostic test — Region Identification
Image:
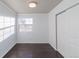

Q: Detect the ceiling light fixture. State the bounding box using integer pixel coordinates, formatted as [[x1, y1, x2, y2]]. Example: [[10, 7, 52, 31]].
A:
[[28, 1, 37, 8]]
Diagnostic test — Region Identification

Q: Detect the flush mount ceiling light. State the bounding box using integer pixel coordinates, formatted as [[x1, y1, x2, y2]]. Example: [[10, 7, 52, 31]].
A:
[[28, 1, 37, 8]]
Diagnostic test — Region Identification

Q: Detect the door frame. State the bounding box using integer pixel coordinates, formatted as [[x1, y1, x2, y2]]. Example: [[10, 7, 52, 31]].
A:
[[55, 3, 79, 50]]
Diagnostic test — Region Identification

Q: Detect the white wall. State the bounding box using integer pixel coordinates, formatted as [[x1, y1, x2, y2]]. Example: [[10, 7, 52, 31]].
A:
[[0, 1, 16, 57], [17, 14, 49, 43], [49, 0, 79, 58]]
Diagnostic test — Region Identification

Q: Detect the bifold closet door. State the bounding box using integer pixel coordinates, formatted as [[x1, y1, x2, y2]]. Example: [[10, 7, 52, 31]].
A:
[[57, 4, 79, 57]]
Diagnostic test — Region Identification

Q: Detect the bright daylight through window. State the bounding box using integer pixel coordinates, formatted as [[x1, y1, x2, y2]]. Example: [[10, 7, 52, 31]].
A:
[[0, 16, 15, 42], [19, 18, 33, 32]]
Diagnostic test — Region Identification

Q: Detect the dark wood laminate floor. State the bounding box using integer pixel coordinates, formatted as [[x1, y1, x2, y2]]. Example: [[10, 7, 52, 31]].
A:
[[4, 44, 63, 58]]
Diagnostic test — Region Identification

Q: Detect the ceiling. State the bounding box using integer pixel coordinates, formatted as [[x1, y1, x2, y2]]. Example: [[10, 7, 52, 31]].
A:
[[1, 0, 62, 14]]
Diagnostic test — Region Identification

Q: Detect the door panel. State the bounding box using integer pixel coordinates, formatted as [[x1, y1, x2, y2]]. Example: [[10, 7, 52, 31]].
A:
[[57, 4, 79, 57]]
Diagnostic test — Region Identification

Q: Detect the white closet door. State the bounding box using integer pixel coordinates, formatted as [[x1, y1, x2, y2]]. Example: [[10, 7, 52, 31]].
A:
[[57, 4, 79, 58]]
